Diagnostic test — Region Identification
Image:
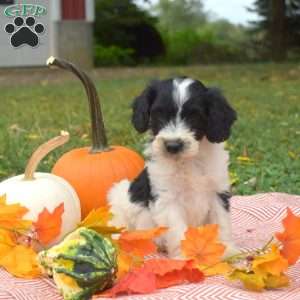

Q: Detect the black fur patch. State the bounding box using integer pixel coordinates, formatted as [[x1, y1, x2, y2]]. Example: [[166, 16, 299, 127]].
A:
[[204, 88, 237, 143], [218, 192, 232, 211], [129, 168, 155, 207]]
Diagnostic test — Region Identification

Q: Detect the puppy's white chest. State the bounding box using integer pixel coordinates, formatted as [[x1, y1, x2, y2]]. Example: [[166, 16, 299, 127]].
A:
[[179, 172, 214, 227], [149, 159, 214, 227]]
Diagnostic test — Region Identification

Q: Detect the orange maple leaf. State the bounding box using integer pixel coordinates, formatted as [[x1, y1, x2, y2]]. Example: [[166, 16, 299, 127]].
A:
[[276, 208, 300, 265], [0, 194, 32, 232], [118, 227, 168, 257], [181, 224, 225, 266], [33, 203, 64, 245]]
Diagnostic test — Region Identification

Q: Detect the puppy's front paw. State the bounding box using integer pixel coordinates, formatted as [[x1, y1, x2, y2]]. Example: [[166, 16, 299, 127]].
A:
[[223, 242, 240, 259], [168, 248, 185, 260]]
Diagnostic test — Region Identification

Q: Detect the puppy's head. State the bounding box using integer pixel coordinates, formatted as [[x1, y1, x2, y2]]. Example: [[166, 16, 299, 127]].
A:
[[132, 77, 237, 158]]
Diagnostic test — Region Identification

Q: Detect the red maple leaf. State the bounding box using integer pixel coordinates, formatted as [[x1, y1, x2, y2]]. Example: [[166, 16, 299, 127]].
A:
[[33, 203, 64, 245], [102, 258, 204, 297]]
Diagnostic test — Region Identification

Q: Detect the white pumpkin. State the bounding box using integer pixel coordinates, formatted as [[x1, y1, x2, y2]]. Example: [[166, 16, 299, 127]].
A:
[[0, 132, 81, 246]]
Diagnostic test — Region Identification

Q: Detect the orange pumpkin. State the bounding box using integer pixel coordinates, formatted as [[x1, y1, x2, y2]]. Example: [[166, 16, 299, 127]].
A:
[[47, 57, 144, 218]]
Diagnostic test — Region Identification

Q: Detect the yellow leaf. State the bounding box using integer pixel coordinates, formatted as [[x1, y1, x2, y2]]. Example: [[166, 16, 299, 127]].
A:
[[0, 244, 41, 279], [288, 151, 297, 160], [78, 206, 123, 236], [264, 273, 289, 289], [252, 244, 288, 277], [117, 251, 143, 280], [79, 206, 111, 227], [228, 269, 265, 292], [229, 172, 239, 185], [27, 134, 40, 140], [0, 229, 15, 256], [200, 262, 233, 276], [0, 194, 32, 232], [237, 156, 253, 164], [229, 245, 290, 292]]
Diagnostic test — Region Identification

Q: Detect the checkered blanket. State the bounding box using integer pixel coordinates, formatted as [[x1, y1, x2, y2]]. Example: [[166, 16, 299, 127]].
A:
[[0, 193, 299, 300]]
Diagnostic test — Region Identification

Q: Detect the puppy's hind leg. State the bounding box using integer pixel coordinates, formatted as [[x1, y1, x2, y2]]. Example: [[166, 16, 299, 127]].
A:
[[108, 180, 136, 229], [108, 179, 155, 231]]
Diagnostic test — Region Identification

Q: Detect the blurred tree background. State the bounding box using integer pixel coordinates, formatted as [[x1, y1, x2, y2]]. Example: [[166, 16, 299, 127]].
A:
[[249, 0, 300, 61], [93, 0, 300, 66]]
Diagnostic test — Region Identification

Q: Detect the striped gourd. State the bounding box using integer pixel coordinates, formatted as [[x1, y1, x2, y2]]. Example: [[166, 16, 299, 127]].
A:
[[38, 227, 117, 300]]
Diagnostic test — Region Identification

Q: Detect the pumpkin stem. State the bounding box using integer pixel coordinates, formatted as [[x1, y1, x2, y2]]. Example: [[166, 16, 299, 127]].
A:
[[47, 56, 108, 153], [24, 131, 70, 180]]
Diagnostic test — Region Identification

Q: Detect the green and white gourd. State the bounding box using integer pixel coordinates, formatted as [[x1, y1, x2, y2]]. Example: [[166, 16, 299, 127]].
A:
[[38, 227, 117, 300]]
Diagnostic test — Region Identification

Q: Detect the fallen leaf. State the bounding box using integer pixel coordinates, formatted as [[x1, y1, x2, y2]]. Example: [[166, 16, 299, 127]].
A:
[[143, 258, 189, 276], [0, 244, 41, 279], [181, 225, 225, 266], [0, 194, 32, 232], [102, 259, 204, 297], [200, 262, 233, 276], [118, 227, 168, 257], [276, 208, 300, 265], [252, 244, 288, 276], [33, 203, 64, 245], [229, 244, 290, 291], [264, 273, 289, 289], [229, 171, 239, 185], [228, 269, 265, 292], [78, 206, 123, 236], [237, 156, 254, 164], [102, 266, 156, 297], [144, 258, 204, 289], [288, 151, 297, 160], [8, 124, 25, 133], [27, 134, 40, 140], [79, 206, 111, 227], [117, 251, 143, 280], [0, 229, 15, 256]]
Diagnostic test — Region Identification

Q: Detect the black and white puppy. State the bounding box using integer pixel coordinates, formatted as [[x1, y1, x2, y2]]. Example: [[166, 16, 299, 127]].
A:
[[108, 77, 237, 258]]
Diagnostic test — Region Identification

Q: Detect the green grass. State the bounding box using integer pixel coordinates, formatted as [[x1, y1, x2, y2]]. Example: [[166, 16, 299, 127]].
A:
[[0, 63, 299, 195]]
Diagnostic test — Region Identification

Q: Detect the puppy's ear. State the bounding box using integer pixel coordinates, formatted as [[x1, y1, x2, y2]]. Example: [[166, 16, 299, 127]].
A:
[[205, 88, 237, 143], [132, 83, 156, 133]]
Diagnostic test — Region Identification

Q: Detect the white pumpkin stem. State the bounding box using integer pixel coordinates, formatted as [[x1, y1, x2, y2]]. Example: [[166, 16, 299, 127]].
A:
[[24, 131, 70, 180]]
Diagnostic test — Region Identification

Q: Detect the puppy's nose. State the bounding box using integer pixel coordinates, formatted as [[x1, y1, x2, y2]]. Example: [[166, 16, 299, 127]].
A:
[[164, 139, 184, 154]]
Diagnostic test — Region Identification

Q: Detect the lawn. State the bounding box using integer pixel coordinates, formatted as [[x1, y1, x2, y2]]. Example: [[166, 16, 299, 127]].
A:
[[0, 63, 299, 195]]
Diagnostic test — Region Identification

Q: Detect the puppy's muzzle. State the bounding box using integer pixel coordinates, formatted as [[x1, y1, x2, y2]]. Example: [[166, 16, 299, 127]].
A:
[[164, 139, 184, 154]]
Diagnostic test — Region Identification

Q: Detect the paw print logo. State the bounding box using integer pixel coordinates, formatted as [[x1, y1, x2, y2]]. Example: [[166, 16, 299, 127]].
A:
[[4, 16, 45, 48]]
